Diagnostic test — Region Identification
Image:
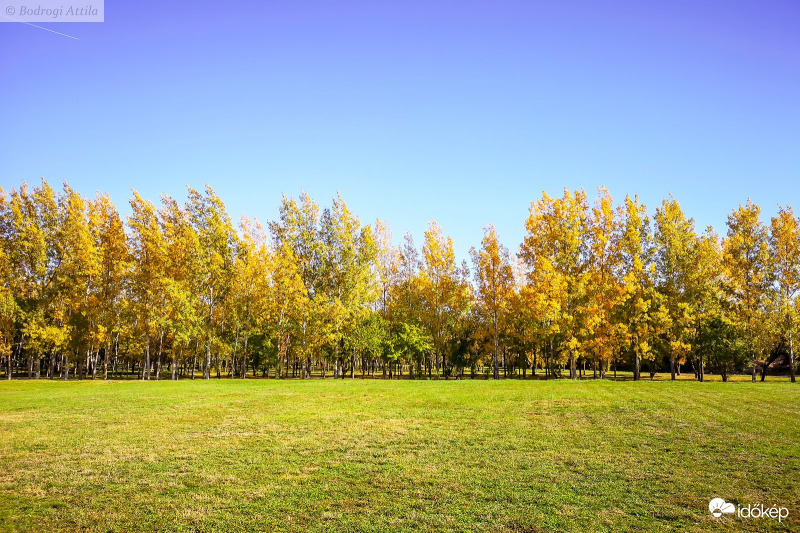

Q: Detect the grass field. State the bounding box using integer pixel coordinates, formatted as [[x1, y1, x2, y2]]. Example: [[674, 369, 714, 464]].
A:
[[1, 379, 798, 532]]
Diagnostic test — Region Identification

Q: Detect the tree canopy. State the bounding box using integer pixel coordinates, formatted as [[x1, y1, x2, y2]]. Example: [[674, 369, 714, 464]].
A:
[[1, 180, 797, 382]]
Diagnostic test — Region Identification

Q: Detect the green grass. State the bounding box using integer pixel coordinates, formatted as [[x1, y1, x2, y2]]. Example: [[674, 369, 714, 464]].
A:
[[1, 379, 798, 532]]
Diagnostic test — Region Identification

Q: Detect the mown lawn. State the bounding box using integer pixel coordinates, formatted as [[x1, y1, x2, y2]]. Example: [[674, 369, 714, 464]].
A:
[[0, 378, 798, 532]]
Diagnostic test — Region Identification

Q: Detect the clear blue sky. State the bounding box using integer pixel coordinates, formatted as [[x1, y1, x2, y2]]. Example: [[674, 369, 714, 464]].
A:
[[2, 0, 799, 260]]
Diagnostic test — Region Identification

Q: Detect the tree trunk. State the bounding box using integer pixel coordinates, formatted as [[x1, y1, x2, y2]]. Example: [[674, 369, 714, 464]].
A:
[[204, 342, 211, 380], [172, 348, 180, 380], [103, 341, 110, 380], [790, 333, 796, 383], [670, 356, 676, 381], [144, 332, 151, 380], [155, 331, 164, 381], [241, 337, 249, 379]]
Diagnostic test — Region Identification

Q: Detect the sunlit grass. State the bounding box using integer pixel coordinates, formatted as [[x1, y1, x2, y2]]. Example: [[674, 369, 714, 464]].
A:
[[1, 379, 798, 532]]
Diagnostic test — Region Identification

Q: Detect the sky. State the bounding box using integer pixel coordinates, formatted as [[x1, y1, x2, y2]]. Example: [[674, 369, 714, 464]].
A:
[[1, 0, 799, 261]]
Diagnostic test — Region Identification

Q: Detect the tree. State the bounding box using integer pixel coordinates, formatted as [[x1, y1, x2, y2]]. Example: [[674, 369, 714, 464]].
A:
[[584, 188, 624, 378], [618, 195, 663, 380], [393, 322, 433, 378], [419, 221, 470, 378], [92, 193, 129, 380], [270, 192, 322, 378], [128, 190, 167, 380], [470, 225, 514, 379], [722, 200, 773, 382], [653, 197, 695, 380], [319, 194, 379, 378], [687, 229, 724, 382], [5, 181, 62, 378], [186, 186, 238, 380], [770, 206, 800, 382], [0, 189, 18, 379], [57, 184, 100, 380], [696, 314, 747, 382], [521, 189, 590, 379], [160, 195, 201, 379]]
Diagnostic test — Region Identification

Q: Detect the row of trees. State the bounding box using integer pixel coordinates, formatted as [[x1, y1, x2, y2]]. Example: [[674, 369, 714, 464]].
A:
[[0, 180, 797, 382]]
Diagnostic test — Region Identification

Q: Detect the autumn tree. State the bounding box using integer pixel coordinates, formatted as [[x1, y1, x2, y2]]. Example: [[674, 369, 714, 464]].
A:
[[584, 188, 624, 377], [722, 200, 773, 382], [128, 191, 167, 380], [186, 186, 238, 379], [270, 192, 322, 378], [470, 225, 514, 379], [160, 195, 201, 379], [7, 181, 70, 379], [319, 194, 379, 378], [57, 184, 100, 380], [91, 193, 129, 379], [769, 206, 800, 382], [521, 189, 590, 379], [0, 188, 18, 379], [419, 221, 470, 378], [653, 197, 696, 380], [618, 195, 664, 380], [686, 229, 724, 381]]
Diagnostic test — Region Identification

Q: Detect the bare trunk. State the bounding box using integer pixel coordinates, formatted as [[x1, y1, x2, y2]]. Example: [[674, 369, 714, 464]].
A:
[[203, 342, 211, 380], [172, 347, 180, 380], [103, 340, 110, 380], [155, 331, 164, 381], [144, 332, 151, 380], [191, 342, 197, 379], [493, 330, 500, 380], [241, 337, 249, 379]]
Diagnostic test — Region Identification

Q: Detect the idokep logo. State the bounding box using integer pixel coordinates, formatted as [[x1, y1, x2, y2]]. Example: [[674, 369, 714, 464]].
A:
[[709, 498, 735, 518], [709, 497, 790, 523]]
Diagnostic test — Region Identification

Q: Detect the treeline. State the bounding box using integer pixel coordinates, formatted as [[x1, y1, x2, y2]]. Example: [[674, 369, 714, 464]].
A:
[[0, 180, 797, 383]]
